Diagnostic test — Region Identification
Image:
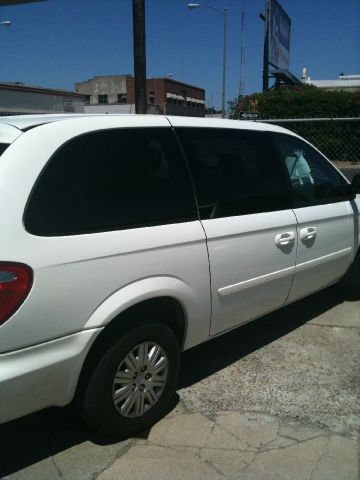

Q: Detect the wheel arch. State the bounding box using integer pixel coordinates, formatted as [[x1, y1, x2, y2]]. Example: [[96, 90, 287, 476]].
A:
[[75, 293, 188, 403], [83, 276, 193, 333]]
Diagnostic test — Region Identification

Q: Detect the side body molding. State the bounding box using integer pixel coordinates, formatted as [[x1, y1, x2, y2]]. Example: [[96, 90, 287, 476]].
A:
[[84, 276, 211, 350]]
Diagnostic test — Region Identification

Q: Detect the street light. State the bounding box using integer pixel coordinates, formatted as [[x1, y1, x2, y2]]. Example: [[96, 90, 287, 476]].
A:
[[187, 3, 227, 118]]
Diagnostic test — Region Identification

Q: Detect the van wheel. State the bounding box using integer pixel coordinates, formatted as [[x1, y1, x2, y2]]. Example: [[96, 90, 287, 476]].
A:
[[343, 251, 360, 299], [80, 324, 180, 438]]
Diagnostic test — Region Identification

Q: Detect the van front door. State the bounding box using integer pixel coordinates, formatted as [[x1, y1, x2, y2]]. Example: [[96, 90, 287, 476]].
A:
[[271, 132, 356, 302]]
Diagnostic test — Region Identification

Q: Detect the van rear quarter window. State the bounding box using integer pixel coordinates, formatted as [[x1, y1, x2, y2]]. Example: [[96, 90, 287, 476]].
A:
[[25, 128, 197, 236]]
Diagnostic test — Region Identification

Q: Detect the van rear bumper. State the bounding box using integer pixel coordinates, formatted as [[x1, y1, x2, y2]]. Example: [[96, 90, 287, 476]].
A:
[[0, 328, 102, 424]]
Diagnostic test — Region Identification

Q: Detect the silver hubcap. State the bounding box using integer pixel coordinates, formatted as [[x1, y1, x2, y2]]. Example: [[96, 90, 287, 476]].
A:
[[112, 341, 169, 418]]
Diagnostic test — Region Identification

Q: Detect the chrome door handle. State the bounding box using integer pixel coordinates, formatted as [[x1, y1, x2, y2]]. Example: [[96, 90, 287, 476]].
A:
[[275, 231, 296, 246], [300, 227, 317, 241]]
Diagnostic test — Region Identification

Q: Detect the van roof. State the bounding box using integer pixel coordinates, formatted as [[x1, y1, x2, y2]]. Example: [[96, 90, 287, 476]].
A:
[[0, 114, 289, 135]]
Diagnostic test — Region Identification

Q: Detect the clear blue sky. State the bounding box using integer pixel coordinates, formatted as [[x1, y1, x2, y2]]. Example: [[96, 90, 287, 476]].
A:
[[0, 0, 359, 109]]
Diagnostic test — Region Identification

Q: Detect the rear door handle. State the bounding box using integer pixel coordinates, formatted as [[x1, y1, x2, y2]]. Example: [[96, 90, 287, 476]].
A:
[[300, 226, 317, 241], [275, 231, 296, 246]]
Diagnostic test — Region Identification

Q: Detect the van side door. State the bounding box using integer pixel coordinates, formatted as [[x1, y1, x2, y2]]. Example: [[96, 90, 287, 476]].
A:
[[15, 123, 211, 352], [176, 126, 298, 335]]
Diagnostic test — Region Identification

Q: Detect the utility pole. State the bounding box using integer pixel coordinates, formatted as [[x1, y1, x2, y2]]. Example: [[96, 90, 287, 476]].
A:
[[132, 0, 147, 114], [260, 0, 269, 92], [222, 7, 227, 118], [238, 0, 246, 100]]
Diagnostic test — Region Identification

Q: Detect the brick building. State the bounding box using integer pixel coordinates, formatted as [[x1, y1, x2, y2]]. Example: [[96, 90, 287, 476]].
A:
[[75, 75, 205, 117]]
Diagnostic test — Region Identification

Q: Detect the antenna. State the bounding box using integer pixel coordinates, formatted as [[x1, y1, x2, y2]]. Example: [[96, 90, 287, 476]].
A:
[[239, 0, 246, 99]]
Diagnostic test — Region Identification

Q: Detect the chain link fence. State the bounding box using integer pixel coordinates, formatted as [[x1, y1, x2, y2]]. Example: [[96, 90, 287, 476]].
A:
[[256, 118, 360, 165]]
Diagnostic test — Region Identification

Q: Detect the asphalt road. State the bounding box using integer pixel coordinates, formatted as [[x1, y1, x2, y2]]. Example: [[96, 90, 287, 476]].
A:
[[0, 285, 359, 479]]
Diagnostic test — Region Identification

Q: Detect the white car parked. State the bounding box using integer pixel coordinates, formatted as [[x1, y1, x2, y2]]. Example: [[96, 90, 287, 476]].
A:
[[0, 114, 359, 438]]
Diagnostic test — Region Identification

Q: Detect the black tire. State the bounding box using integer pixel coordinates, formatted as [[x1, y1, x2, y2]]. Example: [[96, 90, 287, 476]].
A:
[[80, 324, 180, 439], [343, 251, 360, 299]]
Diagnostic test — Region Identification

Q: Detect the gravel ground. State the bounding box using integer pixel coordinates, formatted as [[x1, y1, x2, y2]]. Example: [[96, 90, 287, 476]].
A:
[[179, 286, 360, 434]]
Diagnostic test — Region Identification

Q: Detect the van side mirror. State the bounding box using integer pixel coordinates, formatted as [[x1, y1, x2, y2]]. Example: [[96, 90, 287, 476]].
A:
[[345, 173, 360, 198], [351, 173, 360, 194]]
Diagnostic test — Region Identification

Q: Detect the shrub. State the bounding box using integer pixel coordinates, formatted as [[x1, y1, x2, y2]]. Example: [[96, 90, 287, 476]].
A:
[[229, 86, 360, 119]]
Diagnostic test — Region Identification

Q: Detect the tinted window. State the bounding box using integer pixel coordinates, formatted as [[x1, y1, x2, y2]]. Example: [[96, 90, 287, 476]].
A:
[[25, 128, 197, 236], [176, 128, 291, 219], [0, 143, 9, 156], [272, 133, 348, 207]]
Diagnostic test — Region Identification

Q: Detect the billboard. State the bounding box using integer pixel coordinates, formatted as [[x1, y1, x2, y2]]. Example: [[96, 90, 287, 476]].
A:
[[268, 0, 291, 70]]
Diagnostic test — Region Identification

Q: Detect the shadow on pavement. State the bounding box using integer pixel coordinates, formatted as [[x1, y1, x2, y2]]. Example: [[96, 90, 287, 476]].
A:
[[179, 285, 345, 388], [0, 394, 180, 478], [0, 285, 345, 477], [0, 405, 91, 477]]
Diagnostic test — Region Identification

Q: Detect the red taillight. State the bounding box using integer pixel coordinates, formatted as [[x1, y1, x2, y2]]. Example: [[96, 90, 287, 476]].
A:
[[0, 263, 33, 325]]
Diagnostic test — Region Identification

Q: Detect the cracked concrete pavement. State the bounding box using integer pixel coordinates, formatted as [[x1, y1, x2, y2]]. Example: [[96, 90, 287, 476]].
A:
[[1, 286, 359, 479], [99, 408, 358, 480]]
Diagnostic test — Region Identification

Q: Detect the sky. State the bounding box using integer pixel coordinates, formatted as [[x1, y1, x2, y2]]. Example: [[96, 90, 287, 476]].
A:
[[0, 0, 359, 109]]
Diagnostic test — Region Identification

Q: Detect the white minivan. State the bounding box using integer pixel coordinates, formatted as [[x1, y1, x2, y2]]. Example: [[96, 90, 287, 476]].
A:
[[0, 114, 359, 438]]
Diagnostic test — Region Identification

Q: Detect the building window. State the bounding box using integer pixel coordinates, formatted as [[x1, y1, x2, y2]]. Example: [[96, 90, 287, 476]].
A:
[[84, 95, 91, 105], [117, 93, 127, 104], [98, 94, 108, 104]]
